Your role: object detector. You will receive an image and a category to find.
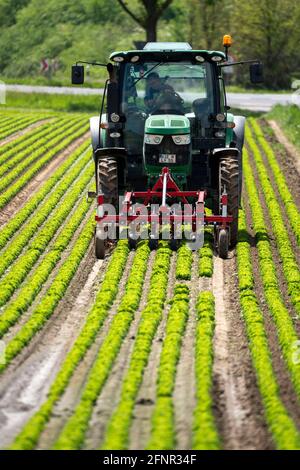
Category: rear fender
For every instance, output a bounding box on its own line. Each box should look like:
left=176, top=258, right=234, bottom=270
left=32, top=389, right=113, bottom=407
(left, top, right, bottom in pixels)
left=212, top=148, right=240, bottom=159
left=233, top=116, right=246, bottom=153
left=90, top=115, right=107, bottom=151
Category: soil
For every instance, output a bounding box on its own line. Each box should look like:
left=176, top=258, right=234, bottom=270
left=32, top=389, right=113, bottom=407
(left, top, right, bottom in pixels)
left=1, top=118, right=300, bottom=450
left=0, top=119, right=52, bottom=148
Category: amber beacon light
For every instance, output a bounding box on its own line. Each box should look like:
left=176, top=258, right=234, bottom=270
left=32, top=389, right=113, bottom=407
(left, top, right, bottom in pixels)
left=223, top=34, right=232, bottom=60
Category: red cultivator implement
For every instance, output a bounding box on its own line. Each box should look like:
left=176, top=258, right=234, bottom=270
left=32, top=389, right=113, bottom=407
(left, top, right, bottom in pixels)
left=95, top=167, right=233, bottom=258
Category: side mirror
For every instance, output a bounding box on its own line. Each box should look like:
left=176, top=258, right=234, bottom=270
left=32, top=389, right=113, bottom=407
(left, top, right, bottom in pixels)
left=250, top=63, right=264, bottom=84
left=72, top=65, right=84, bottom=85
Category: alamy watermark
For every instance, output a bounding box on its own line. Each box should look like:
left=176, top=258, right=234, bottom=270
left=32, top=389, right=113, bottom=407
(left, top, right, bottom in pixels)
left=291, top=80, right=300, bottom=107
left=96, top=197, right=205, bottom=251
left=0, top=340, right=6, bottom=365
left=292, top=340, right=300, bottom=365
left=0, top=80, right=6, bottom=104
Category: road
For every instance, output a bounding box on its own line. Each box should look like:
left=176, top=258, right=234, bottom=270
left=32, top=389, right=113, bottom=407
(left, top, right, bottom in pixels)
left=5, top=84, right=300, bottom=111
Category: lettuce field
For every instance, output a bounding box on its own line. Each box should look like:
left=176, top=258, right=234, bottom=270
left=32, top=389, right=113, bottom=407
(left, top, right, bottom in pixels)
left=0, top=110, right=300, bottom=450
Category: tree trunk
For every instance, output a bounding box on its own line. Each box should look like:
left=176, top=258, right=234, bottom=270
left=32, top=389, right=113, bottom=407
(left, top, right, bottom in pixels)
left=146, top=17, right=157, bottom=42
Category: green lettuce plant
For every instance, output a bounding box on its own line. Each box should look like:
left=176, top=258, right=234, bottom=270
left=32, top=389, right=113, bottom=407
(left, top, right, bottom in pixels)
left=147, top=284, right=190, bottom=449
left=10, top=241, right=129, bottom=449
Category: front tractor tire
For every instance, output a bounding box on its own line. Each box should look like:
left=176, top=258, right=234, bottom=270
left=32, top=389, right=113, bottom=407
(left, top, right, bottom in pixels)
left=219, top=155, right=240, bottom=249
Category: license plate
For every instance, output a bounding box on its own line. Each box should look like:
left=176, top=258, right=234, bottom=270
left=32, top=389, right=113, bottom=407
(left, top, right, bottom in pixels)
left=159, top=154, right=176, bottom=164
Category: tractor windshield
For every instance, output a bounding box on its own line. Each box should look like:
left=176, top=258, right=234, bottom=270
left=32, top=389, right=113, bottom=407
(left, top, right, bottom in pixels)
left=122, top=61, right=214, bottom=115
left=121, top=61, right=215, bottom=153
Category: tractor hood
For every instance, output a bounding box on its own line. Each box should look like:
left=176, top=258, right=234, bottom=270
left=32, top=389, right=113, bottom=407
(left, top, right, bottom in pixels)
left=145, top=115, right=190, bottom=135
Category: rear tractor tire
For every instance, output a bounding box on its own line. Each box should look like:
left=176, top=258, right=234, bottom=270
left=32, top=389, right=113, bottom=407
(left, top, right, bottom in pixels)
left=219, top=156, right=240, bottom=249
left=95, top=157, right=118, bottom=259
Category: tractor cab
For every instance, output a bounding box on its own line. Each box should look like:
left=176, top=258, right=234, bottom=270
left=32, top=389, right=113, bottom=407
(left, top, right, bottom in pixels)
left=105, top=42, right=231, bottom=190
left=72, top=38, right=263, bottom=259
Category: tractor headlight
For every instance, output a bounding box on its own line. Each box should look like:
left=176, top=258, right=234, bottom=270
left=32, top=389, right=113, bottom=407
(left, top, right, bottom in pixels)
left=111, top=113, right=120, bottom=122
left=144, top=134, right=164, bottom=145
left=172, top=135, right=191, bottom=145
left=211, top=55, right=223, bottom=62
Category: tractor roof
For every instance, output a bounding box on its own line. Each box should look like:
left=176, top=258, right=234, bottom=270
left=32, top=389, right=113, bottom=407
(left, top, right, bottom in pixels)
left=109, top=42, right=226, bottom=63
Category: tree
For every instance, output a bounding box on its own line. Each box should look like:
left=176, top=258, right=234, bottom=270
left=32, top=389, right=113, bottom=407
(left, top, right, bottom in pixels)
left=232, top=0, right=300, bottom=89
left=187, top=0, right=232, bottom=50
left=117, top=0, right=173, bottom=42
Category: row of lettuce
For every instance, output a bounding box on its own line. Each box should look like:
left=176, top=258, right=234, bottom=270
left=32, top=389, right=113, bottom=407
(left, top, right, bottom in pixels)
left=0, top=116, right=83, bottom=182
left=247, top=122, right=300, bottom=315
left=0, top=113, right=49, bottom=141
left=241, top=119, right=300, bottom=448
left=6, top=113, right=300, bottom=449
left=0, top=119, right=95, bottom=369
left=9, top=239, right=218, bottom=450
left=0, top=115, right=89, bottom=210
left=0, top=111, right=219, bottom=450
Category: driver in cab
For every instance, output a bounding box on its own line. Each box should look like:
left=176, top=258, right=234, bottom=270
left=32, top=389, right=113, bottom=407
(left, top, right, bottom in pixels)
left=144, top=72, right=184, bottom=114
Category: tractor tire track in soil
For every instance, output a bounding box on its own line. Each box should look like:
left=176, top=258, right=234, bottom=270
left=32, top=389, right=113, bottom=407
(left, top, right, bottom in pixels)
left=268, top=120, right=300, bottom=178
left=212, top=255, right=271, bottom=449
left=0, top=131, right=90, bottom=226
left=128, top=252, right=178, bottom=450
left=2, top=113, right=300, bottom=450
left=85, top=250, right=157, bottom=450
left=2, top=199, right=95, bottom=343
left=0, top=119, right=53, bottom=148
left=0, top=240, right=103, bottom=449
left=173, top=252, right=198, bottom=450
left=36, top=250, right=136, bottom=449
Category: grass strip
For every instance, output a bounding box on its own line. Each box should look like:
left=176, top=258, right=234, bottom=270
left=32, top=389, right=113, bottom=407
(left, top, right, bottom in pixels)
left=101, top=241, right=172, bottom=450
left=53, top=241, right=150, bottom=449
left=147, top=284, right=190, bottom=450
left=192, top=291, right=220, bottom=450
left=10, top=241, right=129, bottom=449
left=237, top=209, right=300, bottom=450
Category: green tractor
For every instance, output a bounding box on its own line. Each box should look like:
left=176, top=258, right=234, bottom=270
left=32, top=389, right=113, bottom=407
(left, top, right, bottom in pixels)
left=72, top=37, right=263, bottom=258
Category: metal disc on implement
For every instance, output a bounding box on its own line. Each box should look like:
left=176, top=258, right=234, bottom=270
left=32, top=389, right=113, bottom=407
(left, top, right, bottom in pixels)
left=95, top=228, right=106, bottom=259
left=218, top=228, right=229, bottom=259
